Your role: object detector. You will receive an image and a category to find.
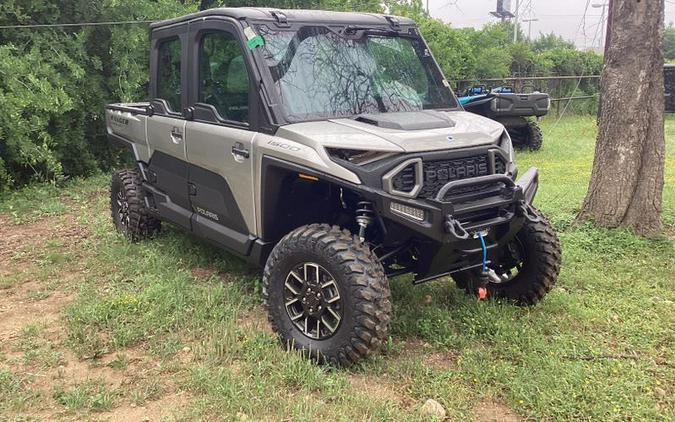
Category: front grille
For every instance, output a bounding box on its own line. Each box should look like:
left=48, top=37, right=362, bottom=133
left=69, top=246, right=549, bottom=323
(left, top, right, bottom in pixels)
left=388, top=151, right=509, bottom=201
left=495, top=155, right=507, bottom=174
left=418, top=155, right=491, bottom=199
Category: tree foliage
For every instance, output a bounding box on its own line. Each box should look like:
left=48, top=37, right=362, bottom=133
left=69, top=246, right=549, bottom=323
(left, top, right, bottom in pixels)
left=0, top=0, right=603, bottom=191
left=0, top=0, right=199, bottom=191
left=386, top=1, right=602, bottom=82
left=665, top=23, right=675, bottom=61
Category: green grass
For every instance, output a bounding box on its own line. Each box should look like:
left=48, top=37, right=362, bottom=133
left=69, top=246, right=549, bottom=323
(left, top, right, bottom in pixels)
left=0, top=369, right=41, bottom=412
left=52, top=380, right=117, bottom=412
left=12, top=324, right=65, bottom=369
left=0, top=116, right=673, bottom=420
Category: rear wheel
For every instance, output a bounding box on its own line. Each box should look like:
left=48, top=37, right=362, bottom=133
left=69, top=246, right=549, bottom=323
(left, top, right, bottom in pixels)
left=263, top=224, right=392, bottom=366
left=508, top=119, right=543, bottom=151
left=110, top=169, right=160, bottom=241
left=453, top=207, right=561, bottom=305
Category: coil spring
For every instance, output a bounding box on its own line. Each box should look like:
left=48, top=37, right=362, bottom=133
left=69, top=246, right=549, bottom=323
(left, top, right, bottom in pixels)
left=355, top=201, right=374, bottom=241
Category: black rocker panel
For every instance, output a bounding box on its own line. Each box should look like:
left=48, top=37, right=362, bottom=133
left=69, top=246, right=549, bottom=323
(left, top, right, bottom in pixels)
left=146, top=151, right=191, bottom=229
left=187, top=164, right=253, bottom=256
left=147, top=151, right=190, bottom=210
left=144, top=151, right=252, bottom=256
left=187, top=164, right=248, bottom=235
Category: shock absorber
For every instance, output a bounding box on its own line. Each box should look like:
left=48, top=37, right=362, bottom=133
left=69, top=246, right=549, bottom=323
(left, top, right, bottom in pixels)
left=355, top=201, right=374, bottom=243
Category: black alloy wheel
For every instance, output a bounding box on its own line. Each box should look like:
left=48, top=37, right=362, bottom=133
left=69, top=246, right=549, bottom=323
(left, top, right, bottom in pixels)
left=283, top=262, right=343, bottom=340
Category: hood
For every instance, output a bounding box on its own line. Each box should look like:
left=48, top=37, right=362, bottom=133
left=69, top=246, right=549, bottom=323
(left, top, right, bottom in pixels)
left=275, top=110, right=505, bottom=153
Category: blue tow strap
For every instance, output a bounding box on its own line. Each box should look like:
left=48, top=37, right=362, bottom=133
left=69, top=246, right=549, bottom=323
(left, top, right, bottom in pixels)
left=478, top=232, right=488, bottom=273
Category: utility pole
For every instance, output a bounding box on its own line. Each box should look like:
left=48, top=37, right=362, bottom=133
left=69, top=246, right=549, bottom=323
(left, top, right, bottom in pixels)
left=513, top=0, right=520, bottom=43
left=426, top=0, right=430, bottom=15
left=593, top=2, right=610, bottom=51
left=491, top=1, right=515, bottom=23
left=522, top=18, right=539, bottom=40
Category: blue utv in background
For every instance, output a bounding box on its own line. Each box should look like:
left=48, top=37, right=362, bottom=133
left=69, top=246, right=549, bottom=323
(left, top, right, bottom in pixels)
left=458, top=86, right=550, bottom=150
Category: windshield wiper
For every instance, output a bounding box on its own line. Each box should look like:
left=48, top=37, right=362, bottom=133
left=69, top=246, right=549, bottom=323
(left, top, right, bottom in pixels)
left=345, top=26, right=397, bottom=35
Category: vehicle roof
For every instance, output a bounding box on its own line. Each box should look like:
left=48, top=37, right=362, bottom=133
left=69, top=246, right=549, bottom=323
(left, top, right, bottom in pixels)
left=150, top=7, right=415, bottom=30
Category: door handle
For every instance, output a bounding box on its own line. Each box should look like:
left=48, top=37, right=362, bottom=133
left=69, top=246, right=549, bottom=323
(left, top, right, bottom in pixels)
left=170, top=127, right=183, bottom=144
left=232, top=143, right=250, bottom=159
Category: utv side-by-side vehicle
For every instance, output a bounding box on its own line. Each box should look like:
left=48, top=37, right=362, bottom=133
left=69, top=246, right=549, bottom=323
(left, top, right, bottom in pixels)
left=458, top=85, right=550, bottom=150
left=105, top=8, right=561, bottom=365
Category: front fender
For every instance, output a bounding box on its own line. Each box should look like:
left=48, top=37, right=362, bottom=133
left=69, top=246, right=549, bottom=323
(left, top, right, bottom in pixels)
left=515, top=167, right=539, bottom=204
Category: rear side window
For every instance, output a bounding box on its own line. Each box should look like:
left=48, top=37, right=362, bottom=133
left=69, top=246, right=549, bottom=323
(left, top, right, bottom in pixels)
left=198, top=32, right=250, bottom=123
left=157, top=38, right=182, bottom=112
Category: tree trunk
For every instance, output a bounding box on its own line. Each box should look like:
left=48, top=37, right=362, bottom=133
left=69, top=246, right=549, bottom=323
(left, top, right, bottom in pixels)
left=578, top=0, right=666, bottom=236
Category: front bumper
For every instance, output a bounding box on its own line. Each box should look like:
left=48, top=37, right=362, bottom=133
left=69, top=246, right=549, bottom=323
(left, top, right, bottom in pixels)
left=364, top=167, right=539, bottom=281
left=369, top=167, right=539, bottom=244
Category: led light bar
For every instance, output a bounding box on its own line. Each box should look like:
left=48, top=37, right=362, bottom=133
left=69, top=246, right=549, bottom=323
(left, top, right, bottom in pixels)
left=390, top=202, right=425, bottom=222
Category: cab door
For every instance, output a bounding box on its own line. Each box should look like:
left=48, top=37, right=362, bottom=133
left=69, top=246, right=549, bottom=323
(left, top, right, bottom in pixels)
left=184, top=20, right=257, bottom=255
left=145, top=28, right=192, bottom=229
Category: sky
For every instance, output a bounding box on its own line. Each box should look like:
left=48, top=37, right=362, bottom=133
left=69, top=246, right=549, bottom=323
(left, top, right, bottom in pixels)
left=428, top=0, right=675, bottom=50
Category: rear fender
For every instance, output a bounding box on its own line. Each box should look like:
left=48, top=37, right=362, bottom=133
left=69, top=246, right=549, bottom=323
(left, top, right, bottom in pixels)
left=105, top=106, right=151, bottom=162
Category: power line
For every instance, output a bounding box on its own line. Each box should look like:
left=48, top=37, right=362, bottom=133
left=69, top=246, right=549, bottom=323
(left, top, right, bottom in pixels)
left=577, top=0, right=592, bottom=49
left=549, top=0, right=599, bottom=132
left=0, top=20, right=154, bottom=30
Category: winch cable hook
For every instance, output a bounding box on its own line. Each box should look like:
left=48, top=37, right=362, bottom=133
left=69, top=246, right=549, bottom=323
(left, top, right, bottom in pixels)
left=476, top=231, right=489, bottom=300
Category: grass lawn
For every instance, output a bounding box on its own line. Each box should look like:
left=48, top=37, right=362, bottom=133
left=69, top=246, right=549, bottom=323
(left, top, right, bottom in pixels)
left=0, top=116, right=673, bottom=421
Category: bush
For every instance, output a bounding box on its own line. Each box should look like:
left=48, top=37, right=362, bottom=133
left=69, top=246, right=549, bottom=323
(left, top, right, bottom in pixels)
left=0, top=0, right=198, bottom=192
left=0, top=0, right=604, bottom=191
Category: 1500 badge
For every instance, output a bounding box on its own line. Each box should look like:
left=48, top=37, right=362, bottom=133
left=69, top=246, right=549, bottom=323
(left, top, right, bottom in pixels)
left=267, top=139, right=301, bottom=152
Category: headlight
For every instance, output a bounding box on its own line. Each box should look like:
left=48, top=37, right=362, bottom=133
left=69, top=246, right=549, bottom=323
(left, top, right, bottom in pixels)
left=326, top=148, right=395, bottom=165
left=390, top=202, right=425, bottom=222
left=500, top=131, right=514, bottom=163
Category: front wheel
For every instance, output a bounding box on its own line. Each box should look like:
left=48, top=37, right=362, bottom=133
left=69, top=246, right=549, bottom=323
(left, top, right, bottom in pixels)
left=262, top=224, right=392, bottom=366
left=453, top=207, right=561, bottom=305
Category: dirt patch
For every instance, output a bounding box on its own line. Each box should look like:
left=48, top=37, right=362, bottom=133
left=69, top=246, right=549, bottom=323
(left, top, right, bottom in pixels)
left=236, top=306, right=274, bottom=336
left=473, top=401, right=523, bottom=422
left=4, top=325, right=188, bottom=420
left=191, top=266, right=218, bottom=280
left=348, top=373, right=412, bottom=408
left=52, top=352, right=127, bottom=389
left=402, top=337, right=432, bottom=352
left=0, top=285, right=72, bottom=347
left=0, top=209, right=194, bottom=420
left=423, top=351, right=458, bottom=371
left=394, top=338, right=457, bottom=370
left=96, top=391, right=190, bottom=422
left=0, top=212, right=88, bottom=277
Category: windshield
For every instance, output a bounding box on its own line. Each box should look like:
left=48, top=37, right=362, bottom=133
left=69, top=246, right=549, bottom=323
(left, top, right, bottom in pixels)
left=255, top=25, right=458, bottom=122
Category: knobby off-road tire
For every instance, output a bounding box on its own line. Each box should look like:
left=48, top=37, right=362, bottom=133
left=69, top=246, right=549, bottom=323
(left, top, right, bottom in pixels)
left=453, top=207, right=561, bottom=305
left=509, top=120, right=543, bottom=151
left=110, top=169, right=160, bottom=241
left=263, top=224, right=392, bottom=366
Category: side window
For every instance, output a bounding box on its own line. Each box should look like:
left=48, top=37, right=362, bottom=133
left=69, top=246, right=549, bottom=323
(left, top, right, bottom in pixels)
left=199, top=32, right=250, bottom=123
left=157, top=37, right=182, bottom=112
